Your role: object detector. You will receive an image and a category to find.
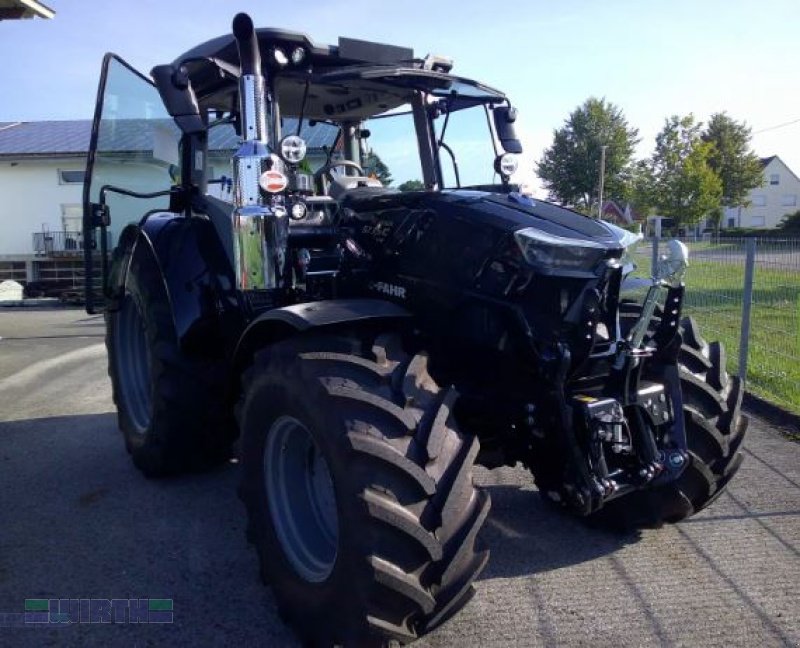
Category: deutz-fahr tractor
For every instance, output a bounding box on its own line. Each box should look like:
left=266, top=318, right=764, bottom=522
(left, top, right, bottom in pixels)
left=82, top=13, right=746, bottom=646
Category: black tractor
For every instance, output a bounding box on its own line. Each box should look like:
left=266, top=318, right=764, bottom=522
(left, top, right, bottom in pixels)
left=83, top=13, right=746, bottom=646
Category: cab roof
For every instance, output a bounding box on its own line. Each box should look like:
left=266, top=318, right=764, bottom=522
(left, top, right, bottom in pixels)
left=169, top=28, right=506, bottom=121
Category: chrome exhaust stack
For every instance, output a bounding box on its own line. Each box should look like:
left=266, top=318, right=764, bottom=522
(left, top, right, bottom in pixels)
left=231, top=13, right=287, bottom=289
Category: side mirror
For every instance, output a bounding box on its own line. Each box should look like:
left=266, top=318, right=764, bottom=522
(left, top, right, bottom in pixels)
left=493, top=105, right=522, bottom=154
left=151, top=65, right=204, bottom=134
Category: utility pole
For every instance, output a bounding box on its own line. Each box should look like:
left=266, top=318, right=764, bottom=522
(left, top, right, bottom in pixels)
left=597, top=145, right=607, bottom=220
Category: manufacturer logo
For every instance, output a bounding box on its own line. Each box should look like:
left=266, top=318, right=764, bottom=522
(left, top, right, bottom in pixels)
left=369, top=281, right=407, bottom=300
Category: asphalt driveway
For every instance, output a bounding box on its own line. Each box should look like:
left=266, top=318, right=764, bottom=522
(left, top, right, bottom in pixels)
left=1, top=307, right=798, bottom=646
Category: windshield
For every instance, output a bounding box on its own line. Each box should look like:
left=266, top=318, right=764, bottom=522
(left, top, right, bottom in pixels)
left=362, top=109, right=422, bottom=189
left=270, top=67, right=514, bottom=191
left=435, top=103, right=500, bottom=188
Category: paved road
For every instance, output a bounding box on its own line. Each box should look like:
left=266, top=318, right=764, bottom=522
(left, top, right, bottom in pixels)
left=1, top=307, right=799, bottom=647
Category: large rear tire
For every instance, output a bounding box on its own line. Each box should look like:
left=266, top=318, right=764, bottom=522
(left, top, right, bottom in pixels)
left=106, top=251, right=234, bottom=476
left=592, top=306, right=748, bottom=527
left=239, top=332, right=489, bottom=645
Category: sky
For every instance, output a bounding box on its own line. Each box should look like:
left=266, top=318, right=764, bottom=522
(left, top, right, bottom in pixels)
left=1, top=0, right=798, bottom=197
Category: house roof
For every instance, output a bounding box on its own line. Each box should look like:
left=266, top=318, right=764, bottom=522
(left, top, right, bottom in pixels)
left=0, top=0, right=55, bottom=20
left=0, top=121, right=92, bottom=157
left=601, top=200, right=625, bottom=218
left=0, top=119, right=339, bottom=160
left=758, top=154, right=800, bottom=184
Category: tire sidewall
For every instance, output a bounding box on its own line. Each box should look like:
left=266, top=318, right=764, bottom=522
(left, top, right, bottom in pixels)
left=108, top=257, right=170, bottom=457
left=241, top=354, right=373, bottom=636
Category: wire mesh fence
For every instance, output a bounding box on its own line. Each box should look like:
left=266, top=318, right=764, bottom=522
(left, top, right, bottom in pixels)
left=623, top=236, right=800, bottom=414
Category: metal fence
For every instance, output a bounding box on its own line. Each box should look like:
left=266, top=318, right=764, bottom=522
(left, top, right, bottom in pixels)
left=624, top=237, right=800, bottom=414
left=32, top=230, right=84, bottom=256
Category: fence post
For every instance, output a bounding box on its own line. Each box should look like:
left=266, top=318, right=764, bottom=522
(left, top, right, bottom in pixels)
left=651, top=237, right=659, bottom=277
left=738, top=238, right=756, bottom=381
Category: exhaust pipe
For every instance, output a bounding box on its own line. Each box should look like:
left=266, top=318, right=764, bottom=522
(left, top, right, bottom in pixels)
left=231, top=12, right=287, bottom=290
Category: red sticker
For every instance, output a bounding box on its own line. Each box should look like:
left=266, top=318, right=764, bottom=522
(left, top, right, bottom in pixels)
left=260, top=169, right=288, bottom=193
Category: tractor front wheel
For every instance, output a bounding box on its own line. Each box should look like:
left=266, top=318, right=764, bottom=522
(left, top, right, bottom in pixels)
left=239, top=332, right=489, bottom=645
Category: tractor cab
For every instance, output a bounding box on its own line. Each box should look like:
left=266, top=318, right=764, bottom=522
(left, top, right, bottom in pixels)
left=82, top=21, right=523, bottom=309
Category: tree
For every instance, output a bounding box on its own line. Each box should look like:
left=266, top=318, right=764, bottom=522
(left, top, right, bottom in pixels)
left=644, top=114, right=722, bottom=229
left=621, top=160, right=656, bottom=217
left=702, top=113, right=763, bottom=211
left=398, top=179, right=424, bottom=192
left=536, top=97, right=639, bottom=212
left=362, top=151, right=393, bottom=185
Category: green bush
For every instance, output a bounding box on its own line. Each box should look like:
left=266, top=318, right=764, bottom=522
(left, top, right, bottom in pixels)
left=718, top=227, right=800, bottom=239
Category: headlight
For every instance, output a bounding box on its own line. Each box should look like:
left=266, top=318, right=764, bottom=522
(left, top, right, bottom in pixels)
left=290, top=47, right=306, bottom=65
left=514, top=227, right=607, bottom=273
left=273, top=47, right=288, bottom=66
left=289, top=201, right=307, bottom=220
left=279, top=135, right=307, bottom=164
left=495, top=153, right=518, bottom=177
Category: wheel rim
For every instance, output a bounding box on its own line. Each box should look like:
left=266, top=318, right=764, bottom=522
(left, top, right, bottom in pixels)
left=264, top=416, right=339, bottom=582
left=115, top=295, right=152, bottom=432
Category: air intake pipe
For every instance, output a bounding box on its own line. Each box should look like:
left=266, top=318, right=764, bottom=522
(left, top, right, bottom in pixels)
left=230, top=12, right=287, bottom=290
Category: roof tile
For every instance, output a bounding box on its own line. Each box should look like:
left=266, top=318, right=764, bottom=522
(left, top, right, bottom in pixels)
left=0, top=118, right=338, bottom=157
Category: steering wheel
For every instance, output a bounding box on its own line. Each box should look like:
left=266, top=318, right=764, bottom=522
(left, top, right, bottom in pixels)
left=314, top=159, right=366, bottom=182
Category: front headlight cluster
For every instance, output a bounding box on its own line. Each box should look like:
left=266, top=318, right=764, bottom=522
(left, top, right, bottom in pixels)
left=514, top=228, right=608, bottom=273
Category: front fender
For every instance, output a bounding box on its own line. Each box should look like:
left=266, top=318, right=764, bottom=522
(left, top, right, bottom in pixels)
left=231, top=298, right=411, bottom=390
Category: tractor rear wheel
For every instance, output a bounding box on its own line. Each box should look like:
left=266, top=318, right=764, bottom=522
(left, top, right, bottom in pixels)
left=239, top=332, right=489, bottom=645
left=106, top=251, right=233, bottom=476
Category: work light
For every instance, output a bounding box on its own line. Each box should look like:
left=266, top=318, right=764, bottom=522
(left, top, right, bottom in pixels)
left=279, top=135, right=307, bottom=164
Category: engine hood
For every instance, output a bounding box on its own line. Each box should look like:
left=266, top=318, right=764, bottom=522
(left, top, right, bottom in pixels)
left=415, top=190, right=625, bottom=249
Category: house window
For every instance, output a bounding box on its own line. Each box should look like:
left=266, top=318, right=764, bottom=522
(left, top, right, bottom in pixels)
left=770, top=173, right=779, bottom=185
left=751, top=194, right=767, bottom=207
left=727, top=217, right=736, bottom=228
left=750, top=215, right=765, bottom=227
left=58, top=169, right=86, bottom=184
left=781, top=194, right=797, bottom=207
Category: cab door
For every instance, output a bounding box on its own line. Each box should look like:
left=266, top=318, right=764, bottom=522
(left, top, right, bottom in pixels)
left=82, top=54, right=180, bottom=312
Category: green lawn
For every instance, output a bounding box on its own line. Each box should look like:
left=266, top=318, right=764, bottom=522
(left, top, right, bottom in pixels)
left=625, top=245, right=800, bottom=414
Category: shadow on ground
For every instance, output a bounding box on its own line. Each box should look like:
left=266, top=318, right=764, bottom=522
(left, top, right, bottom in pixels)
left=478, top=484, right=639, bottom=581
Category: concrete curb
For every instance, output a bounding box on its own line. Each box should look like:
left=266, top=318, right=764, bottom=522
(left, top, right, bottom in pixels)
left=744, top=391, right=800, bottom=434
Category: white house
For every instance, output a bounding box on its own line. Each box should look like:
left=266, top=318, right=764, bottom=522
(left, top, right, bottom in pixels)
left=722, top=155, right=800, bottom=230
left=0, top=119, right=336, bottom=289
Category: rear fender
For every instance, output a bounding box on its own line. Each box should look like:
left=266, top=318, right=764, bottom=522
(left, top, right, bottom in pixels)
left=110, top=212, right=244, bottom=356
